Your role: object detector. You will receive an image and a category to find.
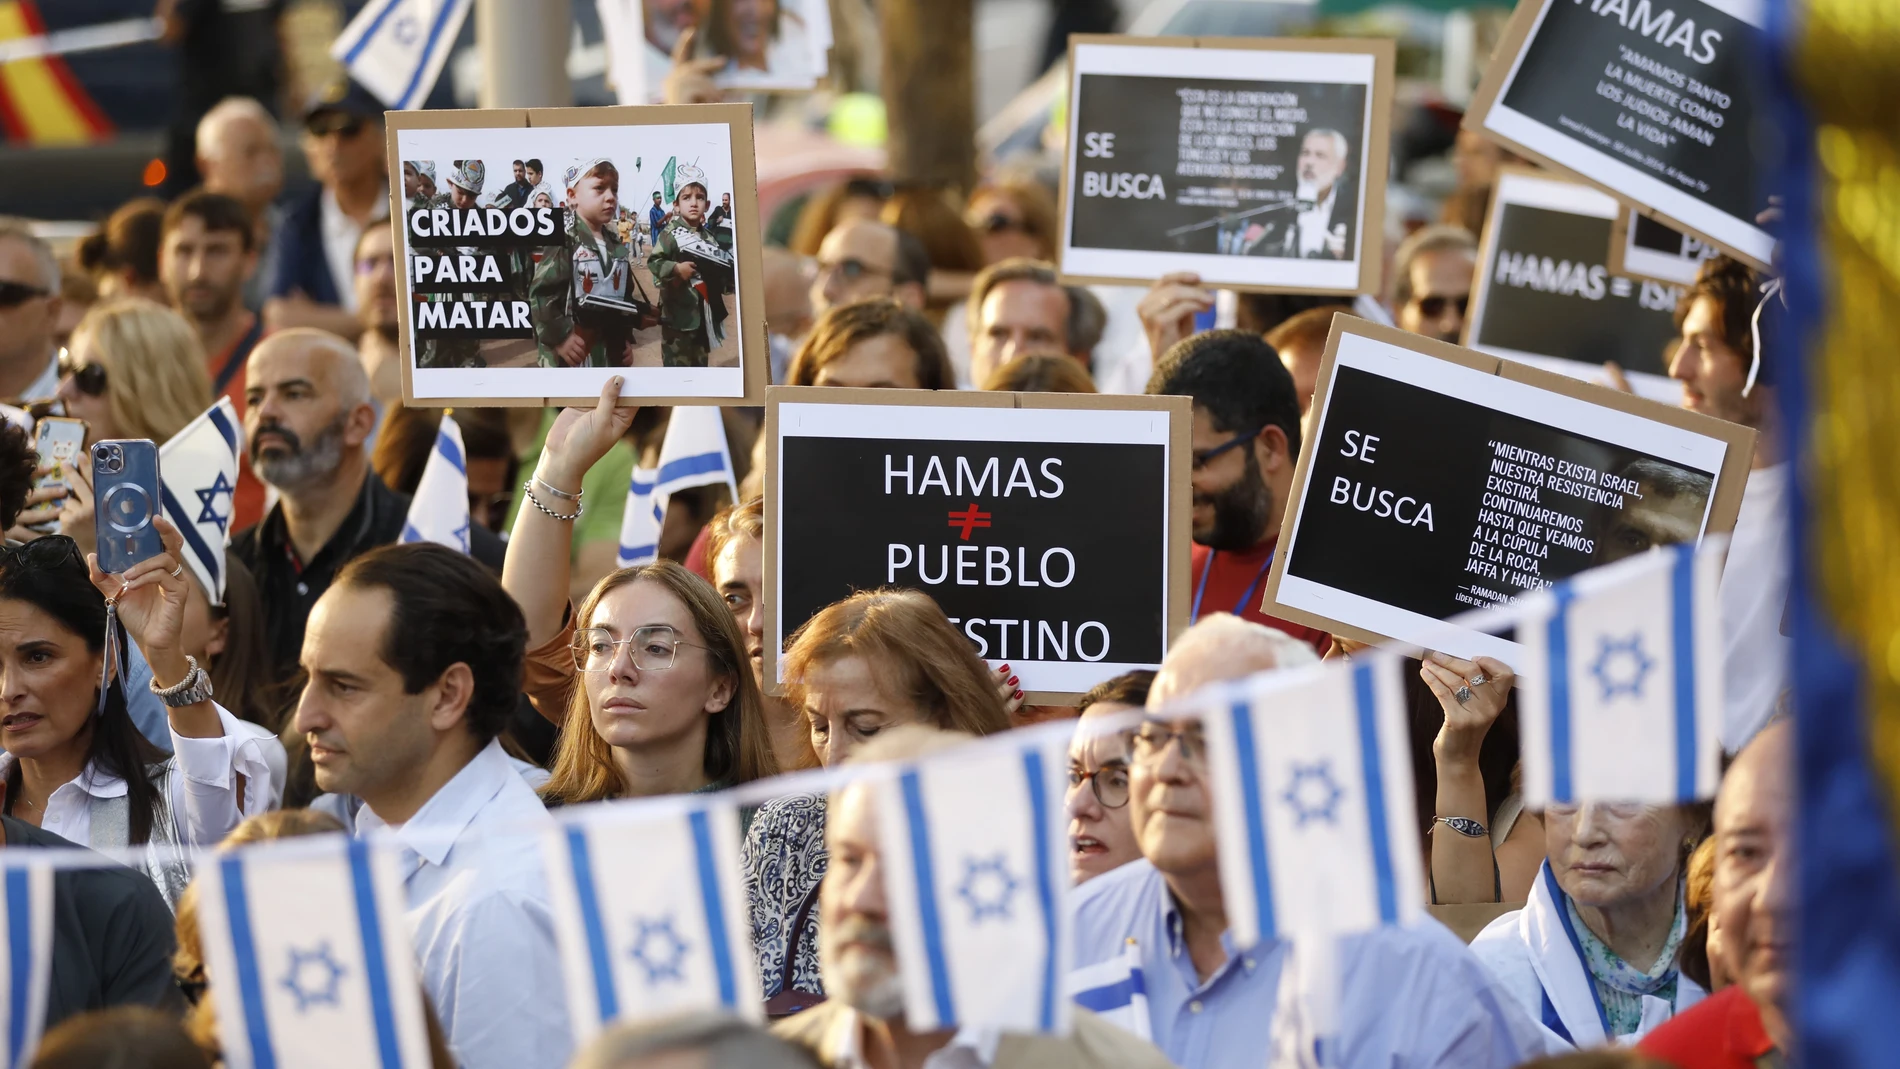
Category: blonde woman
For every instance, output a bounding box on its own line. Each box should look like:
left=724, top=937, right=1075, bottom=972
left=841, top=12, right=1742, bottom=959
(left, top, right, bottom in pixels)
left=57, top=297, right=213, bottom=445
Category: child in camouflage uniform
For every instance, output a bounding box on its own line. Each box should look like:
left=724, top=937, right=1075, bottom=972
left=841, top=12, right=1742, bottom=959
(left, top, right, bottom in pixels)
left=648, top=181, right=733, bottom=369
left=530, top=157, right=639, bottom=368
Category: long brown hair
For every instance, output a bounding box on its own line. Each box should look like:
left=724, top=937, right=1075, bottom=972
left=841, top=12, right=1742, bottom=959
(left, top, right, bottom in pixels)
left=784, top=298, right=955, bottom=389
left=542, top=562, right=778, bottom=805
left=783, top=589, right=1009, bottom=741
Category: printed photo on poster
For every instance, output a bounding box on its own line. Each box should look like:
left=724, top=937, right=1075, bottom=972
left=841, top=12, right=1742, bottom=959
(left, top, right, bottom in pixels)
left=388, top=104, right=764, bottom=406
left=1466, top=0, right=1774, bottom=269
left=1058, top=35, right=1392, bottom=295
left=1263, top=318, right=1754, bottom=663
left=695, top=0, right=832, bottom=90
left=1610, top=204, right=1722, bottom=286
left=1465, top=169, right=1685, bottom=403
left=765, top=388, right=1189, bottom=700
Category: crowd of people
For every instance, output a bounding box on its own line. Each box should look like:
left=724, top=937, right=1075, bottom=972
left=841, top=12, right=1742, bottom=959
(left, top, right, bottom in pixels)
left=0, top=37, right=1796, bottom=1069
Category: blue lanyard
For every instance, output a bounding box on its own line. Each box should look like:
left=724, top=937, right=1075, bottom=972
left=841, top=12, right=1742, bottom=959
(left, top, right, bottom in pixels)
left=1191, top=547, right=1276, bottom=623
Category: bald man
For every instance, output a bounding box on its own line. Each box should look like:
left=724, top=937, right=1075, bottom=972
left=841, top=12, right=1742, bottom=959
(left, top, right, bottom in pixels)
left=195, top=96, right=285, bottom=309
left=1070, top=613, right=1543, bottom=1069
left=231, top=330, right=504, bottom=680
left=810, top=218, right=929, bottom=318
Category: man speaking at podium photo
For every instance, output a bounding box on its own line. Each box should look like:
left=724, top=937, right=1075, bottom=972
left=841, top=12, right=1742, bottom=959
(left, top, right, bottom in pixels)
left=1229, top=129, right=1355, bottom=260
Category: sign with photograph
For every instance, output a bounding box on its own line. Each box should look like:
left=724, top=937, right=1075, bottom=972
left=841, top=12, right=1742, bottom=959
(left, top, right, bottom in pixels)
left=1609, top=202, right=1723, bottom=286
left=1465, top=168, right=1685, bottom=403
left=1057, top=35, right=1393, bottom=295
left=1263, top=318, right=1754, bottom=663
left=764, top=388, right=1190, bottom=701
left=385, top=103, right=766, bottom=407
left=1466, top=0, right=1772, bottom=270
left=597, top=0, right=834, bottom=103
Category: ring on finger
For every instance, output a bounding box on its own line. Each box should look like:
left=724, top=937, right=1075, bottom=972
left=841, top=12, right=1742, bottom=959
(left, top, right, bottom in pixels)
left=1455, top=685, right=1474, bottom=704
left=168, top=563, right=184, bottom=580
left=1468, top=672, right=1488, bottom=688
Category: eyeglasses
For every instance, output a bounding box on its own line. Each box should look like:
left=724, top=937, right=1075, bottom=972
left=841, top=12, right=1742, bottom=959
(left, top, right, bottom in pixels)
left=1191, top=427, right=1261, bottom=471
left=1129, top=722, right=1207, bottom=763
left=1069, top=762, right=1130, bottom=808
left=817, top=257, right=891, bottom=282
left=355, top=254, right=395, bottom=276
left=0, top=536, right=82, bottom=572
left=58, top=350, right=106, bottom=396
left=1414, top=294, right=1469, bottom=319
left=0, top=281, right=49, bottom=308
left=306, top=113, right=367, bottom=139
left=571, top=626, right=711, bottom=673
left=973, top=213, right=1029, bottom=235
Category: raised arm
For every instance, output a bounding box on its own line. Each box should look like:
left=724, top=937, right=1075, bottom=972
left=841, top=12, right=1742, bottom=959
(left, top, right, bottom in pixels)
left=1419, top=653, right=1522, bottom=904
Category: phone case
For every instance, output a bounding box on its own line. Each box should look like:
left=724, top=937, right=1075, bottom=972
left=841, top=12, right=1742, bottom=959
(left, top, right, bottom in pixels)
left=92, top=439, right=164, bottom=574
left=33, top=417, right=86, bottom=495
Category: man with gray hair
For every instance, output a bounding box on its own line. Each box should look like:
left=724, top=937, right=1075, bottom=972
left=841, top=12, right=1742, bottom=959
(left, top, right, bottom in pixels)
left=1234, top=128, right=1355, bottom=260
left=0, top=218, right=65, bottom=402
left=965, top=258, right=1107, bottom=388
left=1069, top=613, right=1543, bottom=1069
left=231, top=329, right=503, bottom=681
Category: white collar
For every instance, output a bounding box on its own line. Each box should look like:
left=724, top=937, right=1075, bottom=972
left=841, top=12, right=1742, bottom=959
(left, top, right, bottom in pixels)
left=0, top=751, right=128, bottom=799
left=355, top=738, right=514, bottom=868
left=826, top=1005, right=1001, bottom=1069
left=19, top=351, right=59, bottom=403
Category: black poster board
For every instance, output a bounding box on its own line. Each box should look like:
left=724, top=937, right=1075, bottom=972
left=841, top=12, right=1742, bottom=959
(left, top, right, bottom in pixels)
left=1609, top=201, right=1724, bottom=286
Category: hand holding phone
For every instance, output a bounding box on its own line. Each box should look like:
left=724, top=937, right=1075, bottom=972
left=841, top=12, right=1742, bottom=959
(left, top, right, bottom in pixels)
left=91, top=439, right=164, bottom=575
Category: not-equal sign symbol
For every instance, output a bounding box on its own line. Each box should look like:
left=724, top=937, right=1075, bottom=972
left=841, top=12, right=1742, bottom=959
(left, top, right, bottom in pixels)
left=1610, top=277, right=1633, bottom=298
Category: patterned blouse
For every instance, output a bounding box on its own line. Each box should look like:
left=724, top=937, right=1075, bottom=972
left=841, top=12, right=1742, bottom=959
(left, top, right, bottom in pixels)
left=743, top=793, right=828, bottom=998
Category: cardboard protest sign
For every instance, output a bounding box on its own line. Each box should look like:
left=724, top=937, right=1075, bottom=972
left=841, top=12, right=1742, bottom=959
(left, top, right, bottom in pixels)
left=1609, top=201, right=1723, bottom=286
left=1465, top=168, right=1685, bottom=403
left=385, top=103, right=766, bottom=407
left=764, top=387, right=1190, bottom=702
left=1058, top=35, right=1393, bottom=295
left=1465, top=0, right=1772, bottom=271
left=1263, top=317, right=1754, bottom=664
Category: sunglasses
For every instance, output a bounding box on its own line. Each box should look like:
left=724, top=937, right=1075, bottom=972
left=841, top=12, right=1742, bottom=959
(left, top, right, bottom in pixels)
left=1414, top=294, right=1469, bottom=319
left=0, top=281, right=49, bottom=308
left=973, top=213, right=1029, bottom=235
left=58, top=350, right=107, bottom=396
left=306, top=113, right=367, bottom=139
left=0, top=535, right=83, bottom=572
left=817, top=257, right=891, bottom=282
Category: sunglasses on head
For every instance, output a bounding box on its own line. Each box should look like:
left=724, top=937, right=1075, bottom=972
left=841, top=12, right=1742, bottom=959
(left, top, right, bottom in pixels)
left=0, top=535, right=82, bottom=573
left=1414, top=294, right=1469, bottom=319
left=307, top=112, right=367, bottom=139
left=0, top=281, right=49, bottom=308
left=58, top=350, right=106, bottom=396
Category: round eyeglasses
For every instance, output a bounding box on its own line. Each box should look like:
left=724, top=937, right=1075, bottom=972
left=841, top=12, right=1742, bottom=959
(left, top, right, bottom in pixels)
left=571, top=626, right=710, bottom=673
left=1068, top=763, right=1130, bottom=809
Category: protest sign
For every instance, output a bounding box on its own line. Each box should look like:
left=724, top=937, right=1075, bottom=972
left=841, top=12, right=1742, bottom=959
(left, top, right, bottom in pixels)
left=1057, top=35, right=1393, bottom=295
left=1609, top=201, right=1724, bottom=286
left=1262, top=317, right=1754, bottom=664
left=384, top=103, right=766, bottom=407
left=1465, top=168, right=1685, bottom=403
left=1465, top=0, right=1772, bottom=270
left=763, top=387, right=1190, bottom=702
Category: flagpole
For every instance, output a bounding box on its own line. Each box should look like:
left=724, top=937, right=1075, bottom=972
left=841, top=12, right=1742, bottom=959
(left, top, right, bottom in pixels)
left=476, top=0, right=574, bottom=108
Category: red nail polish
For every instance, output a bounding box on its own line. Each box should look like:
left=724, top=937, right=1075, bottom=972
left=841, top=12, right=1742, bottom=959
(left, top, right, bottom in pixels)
left=999, top=664, right=1010, bottom=673
left=1008, top=676, right=1019, bottom=686
left=1013, top=690, right=1024, bottom=700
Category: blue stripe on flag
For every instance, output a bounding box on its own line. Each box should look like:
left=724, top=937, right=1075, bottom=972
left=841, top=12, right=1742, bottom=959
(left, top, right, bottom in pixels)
left=1073, top=971, right=1146, bottom=1013
left=220, top=856, right=278, bottom=1069
left=433, top=429, right=466, bottom=475
left=400, top=522, right=423, bottom=545
left=1228, top=699, right=1277, bottom=941
left=656, top=451, right=727, bottom=486
left=900, top=770, right=957, bottom=1026
left=161, top=485, right=222, bottom=590
left=1669, top=545, right=1698, bottom=801
left=347, top=841, right=404, bottom=1069
left=396, top=0, right=463, bottom=109
left=208, top=402, right=239, bottom=454
left=1022, top=749, right=1059, bottom=1033
left=1548, top=587, right=1577, bottom=802
left=7, top=869, right=30, bottom=1065
left=618, top=544, right=657, bottom=564
left=688, top=810, right=740, bottom=1008
left=339, top=0, right=400, bottom=64
left=628, top=472, right=657, bottom=496
left=565, top=827, right=620, bottom=1022
left=1353, top=664, right=1399, bottom=925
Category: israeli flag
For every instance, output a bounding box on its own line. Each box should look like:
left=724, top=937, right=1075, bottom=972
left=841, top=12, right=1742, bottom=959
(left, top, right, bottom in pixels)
left=159, top=397, right=241, bottom=603
left=332, top=0, right=473, bottom=111
left=877, top=732, right=1069, bottom=1035
left=196, top=837, right=434, bottom=1069
left=0, top=861, right=54, bottom=1069
left=1201, top=654, right=1424, bottom=947
left=1067, top=940, right=1150, bottom=1041
left=1516, top=541, right=1726, bottom=806
left=399, top=414, right=471, bottom=553
left=544, top=799, right=759, bottom=1043
left=617, top=407, right=737, bottom=567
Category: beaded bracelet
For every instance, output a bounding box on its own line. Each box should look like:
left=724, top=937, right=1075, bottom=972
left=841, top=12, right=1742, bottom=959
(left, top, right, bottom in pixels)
left=521, top=480, right=582, bottom=521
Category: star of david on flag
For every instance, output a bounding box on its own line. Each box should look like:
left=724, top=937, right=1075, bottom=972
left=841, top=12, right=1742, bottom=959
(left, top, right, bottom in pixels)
left=195, top=836, right=434, bottom=1069
left=400, top=414, right=472, bottom=554
left=159, top=398, right=241, bottom=604
left=618, top=406, right=738, bottom=568
left=875, top=728, right=1070, bottom=1035
left=331, top=0, right=472, bottom=110
left=1516, top=540, right=1726, bottom=806
left=543, top=799, right=760, bottom=1043
left=1200, top=653, right=1424, bottom=948
left=0, top=859, right=55, bottom=1069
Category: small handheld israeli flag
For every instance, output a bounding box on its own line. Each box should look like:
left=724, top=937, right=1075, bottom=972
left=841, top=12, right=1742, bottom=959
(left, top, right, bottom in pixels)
left=196, top=837, right=434, bottom=1069
left=1516, top=540, right=1726, bottom=805
left=1067, top=939, right=1150, bottom=1041
left=544, top=799, right=759, bottom=1043
left=159, top=397, right=241, bottom=603
left=617, top=407, right=737, bottom=567
left=400, top=413, right=471, bottom=553
left=0, top=860, right=55, bottom=1069
left=331, top=0, right=473, bottom=111
left=877, top=731, right=1069, bottom=1035
left=1201, top=654, right=1424, bottom=948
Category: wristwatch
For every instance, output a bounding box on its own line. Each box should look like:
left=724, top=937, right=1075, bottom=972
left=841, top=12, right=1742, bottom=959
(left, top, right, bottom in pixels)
left=150, top=656, right=215, bottom=708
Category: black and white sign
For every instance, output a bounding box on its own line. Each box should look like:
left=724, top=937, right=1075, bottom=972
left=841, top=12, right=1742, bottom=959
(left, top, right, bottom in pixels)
left=1264, top=319, right=1753, bottom=663
left=766, top=390, right=1188, bottom=698
left=1611, top=206, right=1722, bottom=286
left=1466, top=170, right=1684, bottom=403
left=1469, top=0, right=1772, bottom=269
left=1059, top=35, right=1392, bottom=294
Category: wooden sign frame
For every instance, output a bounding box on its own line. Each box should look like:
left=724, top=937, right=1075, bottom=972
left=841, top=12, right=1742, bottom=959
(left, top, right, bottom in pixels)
left=762, top=385, right=1192, bottom=706
left=385, top=102, right=769, bottom=409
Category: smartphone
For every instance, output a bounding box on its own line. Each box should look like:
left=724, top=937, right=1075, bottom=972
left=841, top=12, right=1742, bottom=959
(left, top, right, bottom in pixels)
left=29, top=416, right=86, bottom=533
left=92, top=439, right=163, bottom=574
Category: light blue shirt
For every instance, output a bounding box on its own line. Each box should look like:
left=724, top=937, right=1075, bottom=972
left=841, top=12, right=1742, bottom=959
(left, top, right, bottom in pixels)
left=356, top=739, right=570, bottom=1069
left=1070, top=859, right=1544, bottom=1069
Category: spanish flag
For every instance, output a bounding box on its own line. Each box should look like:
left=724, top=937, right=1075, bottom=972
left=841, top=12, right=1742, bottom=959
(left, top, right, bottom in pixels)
left=0, top=0, right=113, bottom=145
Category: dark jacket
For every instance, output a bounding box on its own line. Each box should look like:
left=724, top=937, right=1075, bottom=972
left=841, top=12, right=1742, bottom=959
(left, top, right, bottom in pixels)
left=266, top=185, right=342, bottom=306
left=2, top=818, right=179, bottom=1030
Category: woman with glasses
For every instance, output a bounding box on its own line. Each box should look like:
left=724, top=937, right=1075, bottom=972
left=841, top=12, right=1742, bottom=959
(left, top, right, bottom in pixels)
left=783, top=298, right=956, bottom=390
left=1067, top=671, right=1153, bottom=885
left=0, top=519, right=280, bottom=906
left=57, top=298, right=214, bottom=447
left=964, top=176, right=1058, bottom=266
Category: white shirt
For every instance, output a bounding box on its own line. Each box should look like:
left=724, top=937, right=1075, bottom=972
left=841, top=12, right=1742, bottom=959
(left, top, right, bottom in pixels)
left=356, top=739, right=570, bottom=1069
left=319, top=184, right=387, bottom=313
left=18, top=352, right=59, bottom=403
left=823, top=1004, right=1001, bottom=1069
left=1718, top=462, right=1791, bottom=751
left=717, top=18, right=816, bottom=89
left=1294, top=185, right=1340, bottom=257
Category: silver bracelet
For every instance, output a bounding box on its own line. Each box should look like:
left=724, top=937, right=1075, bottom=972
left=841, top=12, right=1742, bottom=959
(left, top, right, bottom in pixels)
left=1431, top=816, right=1489, bottom=839
left=532, top=474, right=582, bottom=502
left=521, top=481, right=582, bottom=522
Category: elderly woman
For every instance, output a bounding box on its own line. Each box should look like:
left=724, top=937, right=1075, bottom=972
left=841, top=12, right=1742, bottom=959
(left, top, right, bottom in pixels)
left=1470, top=800, right=1710, bottom=1052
